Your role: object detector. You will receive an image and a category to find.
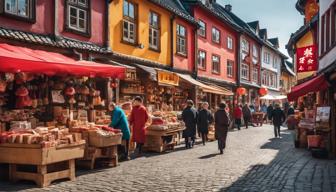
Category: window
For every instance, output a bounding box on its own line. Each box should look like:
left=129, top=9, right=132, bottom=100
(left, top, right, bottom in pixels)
left=272, top=56, right=278, bottom=68
left=252, top=44, right=258, bottom=58
left=263, top=52, right=270, bottom=64
left=332, top=5, right=336, bottom=46
left=123, top=0, right=137, bottom=44
left=262, top=71, right=266, bottom=85
left=252, top=67, right=258, bottom=83
left=212, top=55, right=220, bottom=74
left=227, top=60, right=234, bottom=77
left=3, top=0, right=35, bottom=21
left=66, top=0, right=89, bottom=34
left=177, top=24, right=187, bottom=56
left=241, top=39, right=249, bottom=53
left=241, top=63, right=249, bottom=80
left=198, top=50, right=206, bottom=69
left=149, top=11, right=160, bottom=51
left=227, top=36, right=233, bottom=50
left=212, top=27, right=220, bottom=44
left=327, top=10, right=331, bottom=50
left=198, top=20, right=206, bottom=37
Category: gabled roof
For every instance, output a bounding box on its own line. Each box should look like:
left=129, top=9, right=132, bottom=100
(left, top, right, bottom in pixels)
left=268, top=38, right=279, bottom=48
left=296, top=0, right=307, bottom=15
left=259, top=29, right=267, bottom=40
left=247, top=21, right=259, bottom=32
left=282, top=60, right=296, bottom=76
left=286, top=14, right=318, bottom=55
left=0, top=27, right=107, bottom=53
left=149, top=0, right=198, bottom=24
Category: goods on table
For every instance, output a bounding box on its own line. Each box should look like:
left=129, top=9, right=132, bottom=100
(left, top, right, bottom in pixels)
left=147, top=111, right=184, bottom=131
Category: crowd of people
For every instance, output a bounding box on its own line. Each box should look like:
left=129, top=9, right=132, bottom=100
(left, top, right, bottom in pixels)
left=108, top=96, right=295, bottom=158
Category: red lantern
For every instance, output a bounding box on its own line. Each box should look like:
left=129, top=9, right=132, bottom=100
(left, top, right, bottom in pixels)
left=259, top=87, right=268, bottom=96
left=236, top=87, right=246, bottom=96
left=65, top=87, right=76, bottom=96
left=110, top=80, right=118, bottom=88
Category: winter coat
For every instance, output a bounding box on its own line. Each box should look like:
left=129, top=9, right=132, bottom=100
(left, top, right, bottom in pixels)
left=214, top=109, right=230, bottom=140
left=233, top=107, right=242, bottom=119
left=267, top=106, right=274, bottom=120
left=109, top=107, right=131, bottom=140
left=271, top=108, right=285, bottom=126
left=242, top=105, right=252, bottom=120
left=182, top=106, right=198, bottom=138
left=197, top=109, right=214, bottom=134
left=129, top=105, right=149, bottom=144
left=287, top=107, right=295, bottom=116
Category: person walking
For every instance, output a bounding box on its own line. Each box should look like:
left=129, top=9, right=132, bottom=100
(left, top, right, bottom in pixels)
left=109, top=102, right=131, bottom=160
left=197, top=102, right=214, bottom=146
left=267, top=104, right=273, bottom=124
left=215, top=102, right=230, bottom=154
left=271, top=104, right=285, bottom=138
left=242, top=104, right=252, bottom=129
left=233, top=104, right=242, bottom=130
left=129, top=96, right=149, bottom=155
left=261, top=103, right=267, bottom=122
left=182, top=100, right=198, bottom=149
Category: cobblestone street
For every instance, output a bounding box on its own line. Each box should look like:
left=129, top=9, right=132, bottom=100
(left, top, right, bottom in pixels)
left=1, top=125, right=336, bottom=192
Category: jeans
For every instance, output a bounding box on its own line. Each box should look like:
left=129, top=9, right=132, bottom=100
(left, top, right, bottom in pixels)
left=274, top=125, right=281, bottom=137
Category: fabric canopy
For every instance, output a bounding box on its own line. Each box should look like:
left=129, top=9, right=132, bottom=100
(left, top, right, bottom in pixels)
left=0, top=43, right=125, bottom=79
left=260, top=94, right=287, bottom=100
left=287, top=75, right=328, bottom=101
left=178, top=74, right=233, bottom=95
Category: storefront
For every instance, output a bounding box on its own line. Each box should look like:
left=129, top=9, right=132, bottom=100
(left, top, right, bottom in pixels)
left=0, top=43, right=126, bottom=186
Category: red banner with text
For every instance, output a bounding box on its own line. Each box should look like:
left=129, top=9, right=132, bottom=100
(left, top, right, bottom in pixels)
left=296, top=45, right=318, bottom=73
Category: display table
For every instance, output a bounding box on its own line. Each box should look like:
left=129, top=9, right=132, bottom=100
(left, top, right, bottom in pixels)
left=144, top=127, right=185, bottom=153
left=0, top=141, right=85, bottom=187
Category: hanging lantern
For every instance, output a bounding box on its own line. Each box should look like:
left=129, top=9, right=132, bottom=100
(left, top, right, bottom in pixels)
left=65, top=87, right=76, bottom=96
left=259, top=87, right=268, bottom=96
left=236, top=87, right=246, bottom=96
left=110, top=79, right=118, bottom=88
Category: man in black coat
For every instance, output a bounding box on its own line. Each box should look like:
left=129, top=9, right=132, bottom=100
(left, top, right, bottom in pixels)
left=271, top=104, right=285, bottom=138
left=182, top=100, right=198, bottom=149
left=197, top=102, right=214, bottom=145
left=215, top=102, right=230, bottom=154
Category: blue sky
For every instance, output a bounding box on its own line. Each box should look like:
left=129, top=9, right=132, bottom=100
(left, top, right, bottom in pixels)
left=218, top=0, right=303, bottom=57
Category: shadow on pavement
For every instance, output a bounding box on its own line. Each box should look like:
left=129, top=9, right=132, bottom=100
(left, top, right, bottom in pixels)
left=199, top=153, right=219, bottom=159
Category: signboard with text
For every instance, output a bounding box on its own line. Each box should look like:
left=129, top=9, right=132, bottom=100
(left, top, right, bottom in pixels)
left=296, top=45, right=317, bottom=73
left=157, top=71, right=179, bottom=86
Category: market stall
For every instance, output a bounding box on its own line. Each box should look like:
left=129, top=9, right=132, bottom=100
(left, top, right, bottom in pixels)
left=0, top=43, right=125, bottom=186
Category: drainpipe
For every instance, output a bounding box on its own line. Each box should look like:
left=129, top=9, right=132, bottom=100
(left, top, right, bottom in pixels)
left=170, top=15, right=175, bottom=69
left=105, top=0, right=111, bottom=51
left=54, top=0, right=59, bottom=39
left=193, top=27, right=198, bottom=77
left=235, top=32, right=242, bottom=107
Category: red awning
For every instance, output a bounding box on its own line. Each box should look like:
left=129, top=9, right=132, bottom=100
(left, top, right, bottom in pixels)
left=0, top=43, right=125, bottom=79
left=287, top=75, right=328, bottom=101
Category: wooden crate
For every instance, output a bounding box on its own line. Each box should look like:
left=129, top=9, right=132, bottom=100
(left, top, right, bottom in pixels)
left=0, top=142, right=85, bottom=187
left=88, top=132, right=122, bottom=148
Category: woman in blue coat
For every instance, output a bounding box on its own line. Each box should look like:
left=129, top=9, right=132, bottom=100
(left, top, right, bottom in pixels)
left=109, top=103, right=131, bottom=160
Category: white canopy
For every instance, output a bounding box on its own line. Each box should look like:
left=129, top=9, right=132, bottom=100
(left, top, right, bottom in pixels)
left=260, top=94, right=287, bottom=100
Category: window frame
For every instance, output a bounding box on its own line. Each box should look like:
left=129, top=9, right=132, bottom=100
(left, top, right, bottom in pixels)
left=198, top=19, right=206, bottom=38
left=211, top=27, right=220, bottom=44
left=252, top=67, right=258, bottom=83
left=64, top=0, right=91, bottom=37
left=122, top=0, right=138, bottom=45
left=1, top=0, right=36, bottom=23
left=227, top=60, right=234, bottom=78
left=176, top=24, right=187, bottom=57
left=252, top=44, right=258, bottom=58
left=211, top=54, right=221, bottom=74
left=197, top=50, right=207, bottom=70
left=241, top=63, right=249, bottom=80
left=241, top=38, right=249, bottom=53
left=149, top=10, right=161, bottom=52
left=227, top=36, right=233, bottom=50
left=263, top=52, right=270, bottom=64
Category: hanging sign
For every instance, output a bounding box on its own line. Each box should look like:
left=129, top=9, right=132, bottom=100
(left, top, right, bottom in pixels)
left=157, top=71, right=179, bottom=86
left=296, top=45, right=317, bottom=73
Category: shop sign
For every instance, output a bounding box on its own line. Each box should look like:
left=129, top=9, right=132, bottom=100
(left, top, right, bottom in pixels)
left=157, top=71, right=179, bottom=86
left=296, top=45, right=317, bottom=73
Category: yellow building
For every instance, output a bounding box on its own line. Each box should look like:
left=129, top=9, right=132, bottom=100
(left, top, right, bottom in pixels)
left=281, top=61, right=296, bottom=94
left=109, top=0, right=175, bottom=66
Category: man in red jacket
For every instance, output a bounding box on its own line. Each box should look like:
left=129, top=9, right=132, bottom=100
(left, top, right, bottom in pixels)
left=129, top=96, right=149, bottom=154
left=233, top=104, right=243, bottom=130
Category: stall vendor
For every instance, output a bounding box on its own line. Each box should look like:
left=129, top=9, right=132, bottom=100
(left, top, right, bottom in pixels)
left=109, top=102, right=131, bottom=160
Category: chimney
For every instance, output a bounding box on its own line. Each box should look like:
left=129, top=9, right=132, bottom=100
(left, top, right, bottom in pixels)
left=225, top=4, right=232, bottom=12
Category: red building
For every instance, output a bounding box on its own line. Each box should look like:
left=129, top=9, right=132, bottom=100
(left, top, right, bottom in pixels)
left=182, top=0, right=240, bottom=108
left=0, top=0, right=109, bottom=58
